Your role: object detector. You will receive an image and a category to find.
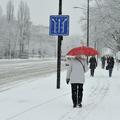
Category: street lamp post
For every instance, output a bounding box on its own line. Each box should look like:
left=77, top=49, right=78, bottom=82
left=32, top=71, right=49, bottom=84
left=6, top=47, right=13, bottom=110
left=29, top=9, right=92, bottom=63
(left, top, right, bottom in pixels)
left=87, top=0, right=89, bottom=47
left=87, top=0, right=90, bottom=64
left=73, top=0, right=90, bottom=63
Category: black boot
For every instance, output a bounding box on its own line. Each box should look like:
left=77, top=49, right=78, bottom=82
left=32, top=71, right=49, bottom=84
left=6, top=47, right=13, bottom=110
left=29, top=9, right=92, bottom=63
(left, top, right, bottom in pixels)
left=73, top=104, right=77, bottom=108
left=78, top=103, right=82, bottom=108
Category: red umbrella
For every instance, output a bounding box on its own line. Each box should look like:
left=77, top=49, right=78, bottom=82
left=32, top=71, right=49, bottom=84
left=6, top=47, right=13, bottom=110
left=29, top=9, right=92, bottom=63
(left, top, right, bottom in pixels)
left=67, top=46, right=99, bottom=56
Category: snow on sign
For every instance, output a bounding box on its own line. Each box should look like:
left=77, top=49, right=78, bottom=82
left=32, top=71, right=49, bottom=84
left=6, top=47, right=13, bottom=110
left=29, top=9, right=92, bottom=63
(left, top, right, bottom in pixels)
left=49, top=15, right=69, bottom=36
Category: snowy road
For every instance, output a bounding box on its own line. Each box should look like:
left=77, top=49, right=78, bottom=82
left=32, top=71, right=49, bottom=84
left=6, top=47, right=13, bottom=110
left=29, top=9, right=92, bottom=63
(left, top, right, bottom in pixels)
left=0, top=59, right=65, bottom=91
left=0, top=60, right=120, bottom=120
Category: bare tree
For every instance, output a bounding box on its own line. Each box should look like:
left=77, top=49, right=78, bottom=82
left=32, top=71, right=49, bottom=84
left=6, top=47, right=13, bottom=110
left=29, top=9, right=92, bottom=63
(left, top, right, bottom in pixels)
left=7, top=0, right=14, bottom=22
left=6, top=0, right=14, bottom=58
left=81, top=0, right=120, bottom=52
left=17, top=1, right=31, bottom=58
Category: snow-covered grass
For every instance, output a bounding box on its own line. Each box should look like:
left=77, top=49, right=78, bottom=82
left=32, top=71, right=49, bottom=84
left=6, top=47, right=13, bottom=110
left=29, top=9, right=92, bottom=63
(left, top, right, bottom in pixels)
left=0, top=62, right=120, bottom=120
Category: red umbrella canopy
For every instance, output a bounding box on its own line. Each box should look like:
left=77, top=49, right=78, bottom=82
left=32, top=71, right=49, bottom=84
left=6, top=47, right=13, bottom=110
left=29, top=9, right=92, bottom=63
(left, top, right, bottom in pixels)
left=67, top=46, right=99, bottom=56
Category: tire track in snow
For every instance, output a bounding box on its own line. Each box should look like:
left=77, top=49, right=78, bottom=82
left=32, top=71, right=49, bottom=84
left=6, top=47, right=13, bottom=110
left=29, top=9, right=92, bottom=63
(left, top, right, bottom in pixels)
left=59, top=78, right=110, bottom=120
left=0, top=62, right=66, bottom=92
left=5, top=92, right=70, bottom=120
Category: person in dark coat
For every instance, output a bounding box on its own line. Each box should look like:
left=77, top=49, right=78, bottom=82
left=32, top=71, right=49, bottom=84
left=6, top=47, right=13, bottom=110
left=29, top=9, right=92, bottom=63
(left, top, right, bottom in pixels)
left=106, top=56, right=114, bottom=77
left=101, top=56, right=106, bottom=69
left=89, top=56, right=97, bottom=77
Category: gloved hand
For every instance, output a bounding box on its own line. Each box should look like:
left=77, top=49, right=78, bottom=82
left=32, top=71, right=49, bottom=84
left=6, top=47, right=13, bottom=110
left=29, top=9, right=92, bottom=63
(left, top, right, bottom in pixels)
left=66, top=79, right=70, bottom=84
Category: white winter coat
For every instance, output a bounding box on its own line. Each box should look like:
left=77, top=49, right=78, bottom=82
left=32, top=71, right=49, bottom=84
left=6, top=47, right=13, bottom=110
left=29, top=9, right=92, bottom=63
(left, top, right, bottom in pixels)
left=66, top=58, right=88, bottom=84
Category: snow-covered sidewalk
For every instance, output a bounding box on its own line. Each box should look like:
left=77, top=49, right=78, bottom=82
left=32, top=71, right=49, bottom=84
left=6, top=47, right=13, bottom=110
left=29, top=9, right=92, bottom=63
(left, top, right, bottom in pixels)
left=0, top=64, right=120, bottom=120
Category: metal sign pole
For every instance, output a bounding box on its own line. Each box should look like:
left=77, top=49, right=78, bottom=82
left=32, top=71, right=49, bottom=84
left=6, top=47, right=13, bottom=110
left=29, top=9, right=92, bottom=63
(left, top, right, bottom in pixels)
left=57, top=0, right=63, bottom=89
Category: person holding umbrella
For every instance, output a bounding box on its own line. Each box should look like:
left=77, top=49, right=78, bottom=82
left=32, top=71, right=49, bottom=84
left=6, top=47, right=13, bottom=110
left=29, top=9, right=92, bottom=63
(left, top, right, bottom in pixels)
left=66, top=46, right=98, bottom=108
left=66, top=55, right=88, bottom=108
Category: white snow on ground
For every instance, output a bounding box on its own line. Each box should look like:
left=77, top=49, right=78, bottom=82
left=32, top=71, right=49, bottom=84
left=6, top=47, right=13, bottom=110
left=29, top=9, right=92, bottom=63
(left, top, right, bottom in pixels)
left=0, top=60, right=120, bottom=120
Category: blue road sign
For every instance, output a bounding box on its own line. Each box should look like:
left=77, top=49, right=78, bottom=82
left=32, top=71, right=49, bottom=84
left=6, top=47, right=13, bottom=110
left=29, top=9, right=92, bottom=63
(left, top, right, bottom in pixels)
left=49, top=15, right=69, bottom=36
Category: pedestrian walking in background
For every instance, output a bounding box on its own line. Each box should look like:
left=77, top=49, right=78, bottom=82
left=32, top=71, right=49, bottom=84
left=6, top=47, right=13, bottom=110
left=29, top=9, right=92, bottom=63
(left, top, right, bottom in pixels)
left=101, top=56, right=106, bottom=69
left=116, top=51, right=120, bottom=70
left=116, top=58, right=120, bottom=70
left=106, top=56, right=115, bottom=77
left=89, top=56, right=97, bottom=77
left=66, top=55, right=88, bottom=108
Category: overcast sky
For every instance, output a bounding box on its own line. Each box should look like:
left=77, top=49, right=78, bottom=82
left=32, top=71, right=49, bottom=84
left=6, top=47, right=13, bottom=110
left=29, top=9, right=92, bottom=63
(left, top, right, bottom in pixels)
left=0, top=0, right=87, bottom=35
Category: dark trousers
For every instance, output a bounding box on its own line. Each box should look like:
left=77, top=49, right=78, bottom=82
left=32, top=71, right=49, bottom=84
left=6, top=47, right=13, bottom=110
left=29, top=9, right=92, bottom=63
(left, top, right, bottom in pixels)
left=109, top=68, right=113, bottom=77
left=71, top=83, right=83, bottom=105
left=102, top=62, right=105, bottom=69
left=90, top=69, right=95, bottom=76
